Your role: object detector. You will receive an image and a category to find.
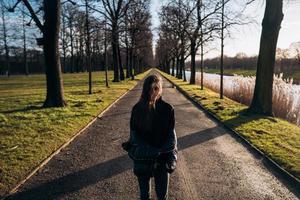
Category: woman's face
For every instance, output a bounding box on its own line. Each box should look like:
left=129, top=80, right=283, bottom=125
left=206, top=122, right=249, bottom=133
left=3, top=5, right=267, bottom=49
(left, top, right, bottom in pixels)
left=150, top=81, right=162, bottom=103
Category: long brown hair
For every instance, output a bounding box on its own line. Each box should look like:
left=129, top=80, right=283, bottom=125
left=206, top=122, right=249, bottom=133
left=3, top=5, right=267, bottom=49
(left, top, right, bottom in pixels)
left=140, top=74, right=162, bottom=108
left=134, top=74, right=163, bottom=133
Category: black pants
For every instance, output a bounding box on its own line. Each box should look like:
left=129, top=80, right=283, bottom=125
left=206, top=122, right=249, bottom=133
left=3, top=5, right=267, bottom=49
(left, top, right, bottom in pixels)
left=137, top=163, right=169, bottom=200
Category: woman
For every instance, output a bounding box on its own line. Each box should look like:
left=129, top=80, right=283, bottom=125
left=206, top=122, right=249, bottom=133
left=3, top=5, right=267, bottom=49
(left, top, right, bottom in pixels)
left=124, top=74, right=177, bottom=200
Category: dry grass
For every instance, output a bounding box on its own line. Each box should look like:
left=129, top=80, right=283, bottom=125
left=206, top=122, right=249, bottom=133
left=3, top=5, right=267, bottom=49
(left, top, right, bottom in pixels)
left=195, top=72, right=300, bottom=125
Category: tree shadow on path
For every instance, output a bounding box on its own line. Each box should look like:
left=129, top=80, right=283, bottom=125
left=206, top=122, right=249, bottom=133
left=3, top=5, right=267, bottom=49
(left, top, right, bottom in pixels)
left=6, top=127, right=222, bottom=200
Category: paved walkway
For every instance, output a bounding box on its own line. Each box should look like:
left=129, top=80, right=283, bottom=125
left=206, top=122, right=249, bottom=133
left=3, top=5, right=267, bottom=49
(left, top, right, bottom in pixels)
left=7, top=70, right=299, bottom=200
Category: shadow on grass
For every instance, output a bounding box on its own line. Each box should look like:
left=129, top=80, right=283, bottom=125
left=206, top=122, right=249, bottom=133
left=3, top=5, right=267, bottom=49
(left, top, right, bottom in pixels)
left=69, top=90, right=103, bottom=96
left=222, top=108, right=278, bottom=129
left=6, top=127, right=222, bottom=200
left=223, top=108, right=264, bottom=128
left=2, top=105, right=43, bottom=114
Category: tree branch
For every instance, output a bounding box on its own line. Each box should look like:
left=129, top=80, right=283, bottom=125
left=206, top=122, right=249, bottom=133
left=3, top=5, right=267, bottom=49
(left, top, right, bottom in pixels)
left=21, top=0, right=44, bottom=32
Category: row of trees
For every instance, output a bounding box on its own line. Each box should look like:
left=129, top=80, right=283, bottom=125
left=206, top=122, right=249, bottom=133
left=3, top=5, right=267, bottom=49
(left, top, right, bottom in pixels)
left=187, top=53, right=258, bottom=71
left=156, top=0, right=250, bottom=95
left=156, top=0, right=284, bottom=116
left=186, top=45, right=300, bottom=74
left=0, top=0, right=153, bottom=107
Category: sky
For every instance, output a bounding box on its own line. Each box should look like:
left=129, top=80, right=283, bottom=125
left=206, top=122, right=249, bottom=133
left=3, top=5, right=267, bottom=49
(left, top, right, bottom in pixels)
left=150, top=0, right=300, bottom=59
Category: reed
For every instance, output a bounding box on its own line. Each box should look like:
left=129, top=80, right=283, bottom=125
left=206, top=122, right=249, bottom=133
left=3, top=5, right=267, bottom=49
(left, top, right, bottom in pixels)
left=195, top=72, right=300, bottom=125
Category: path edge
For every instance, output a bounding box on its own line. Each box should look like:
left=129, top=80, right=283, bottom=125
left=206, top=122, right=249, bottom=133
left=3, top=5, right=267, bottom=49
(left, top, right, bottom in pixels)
left=158, top=69, right=300, bottom=190
left=2, top=71, right=150, bottom=200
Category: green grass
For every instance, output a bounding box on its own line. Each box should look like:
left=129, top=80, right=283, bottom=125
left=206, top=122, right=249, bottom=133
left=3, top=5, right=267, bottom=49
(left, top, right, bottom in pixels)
left=0, top=70, right=150, bottom=196
left=159, top=69, right=300, bottom=181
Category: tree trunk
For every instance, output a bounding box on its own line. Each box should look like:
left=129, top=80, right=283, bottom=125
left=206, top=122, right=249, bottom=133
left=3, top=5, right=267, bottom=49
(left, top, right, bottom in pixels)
left=104, top=17, right=109, bottom=87
left=61, top=13, right=67, bottom=73
left=129, top=48, right=134, bottom=80
left=179, top=52, right=184, bottom=79
left=43, top=0, right=66, bottom=107
left=133, top=55, right=138, bottom=76
left=22, top=10, right=29, bottom=75
left=137, top=57, right=141, bottom=74
left=125, top=41, right=130, bottom=78
left=200, top=12, right=204, bottom=90
left=176, top=56, right=179, bottom=78
left=111, top=23, right=119, bottom=82
left=1, top=7, right=10, bottom=77
left=70, top=22, right=74, bottom=73
left=249, top=0, right=283, bottom=115
left=166, top=59, right=170, bottom=74
left=79, top=28, right=84, bottom=72
left=85, top=0, right=92, bottom=94
left=117, top=43, right=125, bottom=80
left=183, top=63, right=186, bottom=82
left=220, top=0, right=224, bottom=99
left=171, top=57, right=175, bottom=76
left=200, top=38, right=204, bottom=90
left=125, top=16, right=130, bottom=79
left=190, top=40, right=196, bottom=84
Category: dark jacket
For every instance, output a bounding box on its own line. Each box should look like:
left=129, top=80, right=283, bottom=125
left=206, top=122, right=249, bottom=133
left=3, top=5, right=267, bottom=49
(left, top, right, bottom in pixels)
left=123, top=96, right=178, bottom=176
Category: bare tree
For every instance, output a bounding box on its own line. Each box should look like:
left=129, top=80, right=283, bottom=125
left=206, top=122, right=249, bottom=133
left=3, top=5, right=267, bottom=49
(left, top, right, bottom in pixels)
left=185, top=0, right=221, bottom=85
left=10, top=0, right=66, bottom=107
left=1, top=1, right=10, bottom=77
left=158, top=0, right=219, bottom=85
left=215, top=0, right=252, bottom=98
left=75, top=11, right=86, bottom=72
left=159, top=1, right=190, bottom=80
left=98, top=0, right=132, bottom=82
left=249, top=0, right=284, bottom=115
left=125, top=0, right=153, bottom=78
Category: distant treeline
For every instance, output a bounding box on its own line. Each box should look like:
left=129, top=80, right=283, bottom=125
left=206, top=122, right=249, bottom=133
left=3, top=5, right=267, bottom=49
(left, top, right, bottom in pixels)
left=0, top=46, right=138, bottom=75
left=0, top=49, right=44, bottom=75
left=186, top=53, right=300, bottom=73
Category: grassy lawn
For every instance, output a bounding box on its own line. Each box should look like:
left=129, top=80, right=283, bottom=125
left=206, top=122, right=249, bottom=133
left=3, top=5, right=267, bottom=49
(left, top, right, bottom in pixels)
left=158, top=69, right=300, bottom=181
left=0, top=70, right=150, bottom=196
